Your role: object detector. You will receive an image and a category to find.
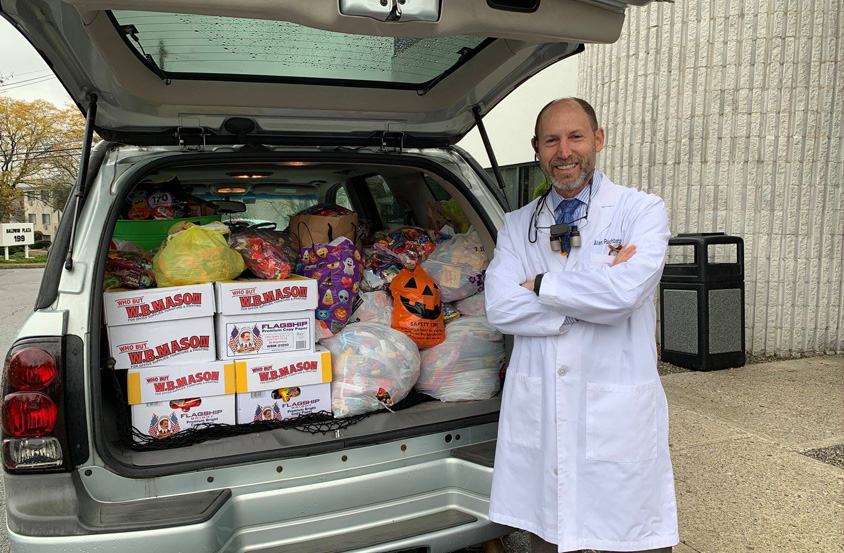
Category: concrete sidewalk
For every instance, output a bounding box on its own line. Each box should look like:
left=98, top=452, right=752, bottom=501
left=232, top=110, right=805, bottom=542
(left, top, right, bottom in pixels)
left=663, top=355, right=843, bottom=553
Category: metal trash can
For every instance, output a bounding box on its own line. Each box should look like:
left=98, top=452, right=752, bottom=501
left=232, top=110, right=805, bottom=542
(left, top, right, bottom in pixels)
left=659, top=233, right=746, bottom=371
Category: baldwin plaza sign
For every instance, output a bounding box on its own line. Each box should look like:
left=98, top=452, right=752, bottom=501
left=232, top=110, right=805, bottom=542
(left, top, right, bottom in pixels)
left=0, top=223, right=34, bottom=260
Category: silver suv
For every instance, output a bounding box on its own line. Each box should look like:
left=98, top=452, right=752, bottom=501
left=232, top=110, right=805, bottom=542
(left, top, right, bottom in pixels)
left=1, top=1, right=645, bottom=551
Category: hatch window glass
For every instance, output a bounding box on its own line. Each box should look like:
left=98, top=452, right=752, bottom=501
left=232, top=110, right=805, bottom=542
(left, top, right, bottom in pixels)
left=111, top=11, right=490, bottom=88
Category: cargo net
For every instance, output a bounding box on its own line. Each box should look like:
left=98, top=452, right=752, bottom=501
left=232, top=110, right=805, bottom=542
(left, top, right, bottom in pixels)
left=110, top=367, right=434, bottom=451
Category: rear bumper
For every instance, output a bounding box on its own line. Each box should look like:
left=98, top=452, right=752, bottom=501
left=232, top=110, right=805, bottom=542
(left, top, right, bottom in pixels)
left=6, top=427, right=508, bottom=552
left=8, top=456, right=508, bottom=553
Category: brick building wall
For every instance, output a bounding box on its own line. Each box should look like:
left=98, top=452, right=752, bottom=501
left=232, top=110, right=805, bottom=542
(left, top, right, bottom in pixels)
left=579, top=0, right=843, bottom=354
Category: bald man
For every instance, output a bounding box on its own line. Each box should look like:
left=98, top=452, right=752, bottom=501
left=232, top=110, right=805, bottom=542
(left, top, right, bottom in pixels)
left=485, top=98, right=678, bottom=553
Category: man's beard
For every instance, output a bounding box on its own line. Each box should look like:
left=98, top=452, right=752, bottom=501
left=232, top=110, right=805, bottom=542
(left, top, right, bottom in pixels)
left=543, top=150, right=596, bottom=194
left=548, top=167, right=590, bottom=193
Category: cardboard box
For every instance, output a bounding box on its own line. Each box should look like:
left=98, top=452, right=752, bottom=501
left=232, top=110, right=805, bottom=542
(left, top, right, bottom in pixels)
left=127, top=360, right=237, bottom=405
left=132, top=394, right=235, bottom=440
left=215, top=277, right=318, bottom=315
left=236, top=382, right=332, bottom=423
left=109, top=317, right=215, bottom=370
left=235, top=347, right=332, bottom=393
left=216, top=311, right=315, bottom=360
left=104, top=283, right=214, bottom=327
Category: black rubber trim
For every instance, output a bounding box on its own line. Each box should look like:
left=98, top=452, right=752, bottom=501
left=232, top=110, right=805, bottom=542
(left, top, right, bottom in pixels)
left=5, top=471, right=230, bottom=535
left=91, top=150, right=498, bottom=478
left=105, top=10, right=492, bottom=93
left=35, top=141, right=110, bottom=310
left=95, top=127, right=453, bottom=149
left=281, top=509, right=477, bottom=553
left=78, top=487, right=231, bottom=533
left=487, top=0, right=541, bottom=13
left=450, top=440, right=496, bottom=468
left=64, top=334, right=90, bottom=467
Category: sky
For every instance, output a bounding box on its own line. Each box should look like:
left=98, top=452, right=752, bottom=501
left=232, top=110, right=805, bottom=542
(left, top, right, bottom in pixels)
left=0, top=18, right=73, bottom=107
left=0, top=14, right=578, bottom=166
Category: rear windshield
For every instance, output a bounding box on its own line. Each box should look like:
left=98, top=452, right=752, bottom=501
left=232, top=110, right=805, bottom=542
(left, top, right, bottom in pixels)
left=110, top=11, right=491, bottom=89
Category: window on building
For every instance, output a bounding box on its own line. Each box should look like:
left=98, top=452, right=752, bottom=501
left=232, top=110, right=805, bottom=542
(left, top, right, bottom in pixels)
left=28, top=214, right=36, bottom=224
left=42, top=214, right=51, bottom=226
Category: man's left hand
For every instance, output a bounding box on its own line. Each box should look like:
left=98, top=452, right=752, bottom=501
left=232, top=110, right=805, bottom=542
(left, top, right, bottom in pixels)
left=521, top=279, right=535, bottom=291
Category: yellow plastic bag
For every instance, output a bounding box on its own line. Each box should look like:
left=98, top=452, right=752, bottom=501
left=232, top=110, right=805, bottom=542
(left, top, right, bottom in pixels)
left=153, top=222, right=245, bottom=287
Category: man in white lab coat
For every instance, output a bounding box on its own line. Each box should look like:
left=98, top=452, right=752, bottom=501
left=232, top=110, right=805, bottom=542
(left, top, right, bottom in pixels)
left=485, top=98, right=679, bottom=553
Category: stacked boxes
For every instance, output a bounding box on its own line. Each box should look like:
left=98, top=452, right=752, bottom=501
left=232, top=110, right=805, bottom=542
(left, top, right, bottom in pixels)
left=234, top=347, right=333, bottom=423
left=104, top=283, right=234, bottom=440
left=106, top=277, right=333, bottom=440
left=104, top=283, right=216, bottom=370
left=127, top=361, right=237, bottom=439
left=215, top=277, right=317, bottom=360
left=215, top=278, right=332, bottom=423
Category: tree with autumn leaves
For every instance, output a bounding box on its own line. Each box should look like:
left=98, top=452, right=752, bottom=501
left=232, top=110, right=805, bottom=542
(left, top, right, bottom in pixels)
left=0, top=96, right=87, bottom=223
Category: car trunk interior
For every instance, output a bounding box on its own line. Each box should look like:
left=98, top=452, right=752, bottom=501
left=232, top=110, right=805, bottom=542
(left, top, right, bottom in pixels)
left=96, top=149, right=503, bottom=471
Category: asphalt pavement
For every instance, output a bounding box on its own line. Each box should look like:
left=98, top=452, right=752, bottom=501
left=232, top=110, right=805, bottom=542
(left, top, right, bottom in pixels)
left=0, top=267, right=43, bottom=553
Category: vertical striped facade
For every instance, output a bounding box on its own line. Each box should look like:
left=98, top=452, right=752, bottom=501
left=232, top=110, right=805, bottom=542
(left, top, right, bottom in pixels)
left=579, top=0, right=844, bottom=355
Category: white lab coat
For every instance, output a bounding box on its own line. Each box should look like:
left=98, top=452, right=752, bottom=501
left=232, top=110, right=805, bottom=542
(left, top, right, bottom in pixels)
left=485, top=173, right=679, bottom=552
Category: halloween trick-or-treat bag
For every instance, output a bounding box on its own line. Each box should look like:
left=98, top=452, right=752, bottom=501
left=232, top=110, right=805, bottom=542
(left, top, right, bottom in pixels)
left=390, top=265, right=445, bottom=349
left=298, top=236, right=364, bottom=335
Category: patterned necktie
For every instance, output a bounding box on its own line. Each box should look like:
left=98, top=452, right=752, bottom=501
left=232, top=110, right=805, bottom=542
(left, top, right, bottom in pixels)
left=554, top=199, right=580, bottom=255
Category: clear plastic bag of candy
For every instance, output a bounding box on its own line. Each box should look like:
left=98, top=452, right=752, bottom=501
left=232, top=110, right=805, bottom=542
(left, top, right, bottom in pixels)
left=322, top=322, right=421, bottom=418
left=104, top=250, right=156, bottom=290
left=420, top=229, right=488, bottom=303
left=229, top=224, right=292, bottom=280
left=109, top=238, right=145, bottom=254
left=416, top=317, right=504, bottom=402
left=454, top=291, right=486, bottom=317
left=350, top=291, right=393, bottom=326
left=372, top=226, right=450, bottom=269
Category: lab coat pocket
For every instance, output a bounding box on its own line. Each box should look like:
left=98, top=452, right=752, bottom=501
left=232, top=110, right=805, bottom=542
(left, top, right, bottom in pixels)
left=500, top=374, right=542, bottom=450
left=585, top=380, right=657, bottom=463
left=589, top=254, right=615, bottom=269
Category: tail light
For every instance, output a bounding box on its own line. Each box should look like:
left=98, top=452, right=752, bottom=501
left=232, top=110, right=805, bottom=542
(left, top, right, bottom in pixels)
left=3, top=393, right=57, bottom=436
left=8, top=348, right=57, bottom=391
left=2, top=340, right=68, bottom=472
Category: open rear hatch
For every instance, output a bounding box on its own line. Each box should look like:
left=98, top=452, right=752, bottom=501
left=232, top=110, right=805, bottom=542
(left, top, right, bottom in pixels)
left=0, top=0, right=643, bottom=145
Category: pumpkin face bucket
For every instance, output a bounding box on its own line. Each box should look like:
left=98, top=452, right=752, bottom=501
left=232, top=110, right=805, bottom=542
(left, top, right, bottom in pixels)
left=391, top=265, right=446, bottom=349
